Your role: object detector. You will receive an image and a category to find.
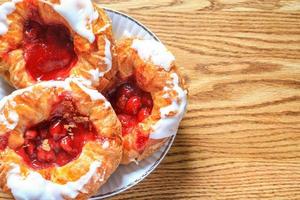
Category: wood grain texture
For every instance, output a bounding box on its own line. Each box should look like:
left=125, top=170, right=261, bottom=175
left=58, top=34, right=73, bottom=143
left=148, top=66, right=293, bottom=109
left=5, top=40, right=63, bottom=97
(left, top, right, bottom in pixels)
left=1, top=0, right=300, bottom=199
left=101, top=0, right=300, bottom=199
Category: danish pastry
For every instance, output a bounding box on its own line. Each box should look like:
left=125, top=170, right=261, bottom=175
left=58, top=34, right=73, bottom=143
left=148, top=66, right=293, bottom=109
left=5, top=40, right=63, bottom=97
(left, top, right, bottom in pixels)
left=0, top=0, right=116, bottom=90
left=0, top=79, right=122, bottom=199
left=109, top=38, right=187, bottom=164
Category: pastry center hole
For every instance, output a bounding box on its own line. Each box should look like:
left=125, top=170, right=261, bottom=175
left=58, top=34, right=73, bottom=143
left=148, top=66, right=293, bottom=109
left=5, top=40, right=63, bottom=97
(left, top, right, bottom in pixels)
left=16, top=93, right=99, bottom=170
left=23, top=20, right=78, bottom=81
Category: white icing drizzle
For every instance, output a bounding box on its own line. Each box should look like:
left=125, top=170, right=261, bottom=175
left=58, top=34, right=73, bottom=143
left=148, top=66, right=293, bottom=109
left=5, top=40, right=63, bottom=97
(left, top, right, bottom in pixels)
left=36, top=80, right=72, bottom=91
left=0, top=111, right=18, bottom=130
left=102, top=140, right=110, bottom=149
left=150, top=73, right=187, bottom=139
left=7, top=110, right=18, bottom=127
left=48, top=0, right=99, bottom=43
left=88, top=37, right=112, bottom=83
left=88, top=68, right=105, bottom=83
left=131, top=39, right=175, bottom=71
left=0, top=96, right=18, bottom=130
left=97, top=23, right=110, bottom=33
left=7, top=161, right=101, bottom=200
left=162, top=93, right=170, bottom=99
left=0, top=0, right=22, bottom=35
left=72, top=79, right=111, bottom=108
left=104, top=37, right=112, bottom=71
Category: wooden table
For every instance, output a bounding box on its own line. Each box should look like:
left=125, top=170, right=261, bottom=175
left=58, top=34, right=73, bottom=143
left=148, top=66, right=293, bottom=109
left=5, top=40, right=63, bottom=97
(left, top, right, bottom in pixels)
left=1, top=0, right=300, bottom=199
left=102, top=0, right=300, bottom=199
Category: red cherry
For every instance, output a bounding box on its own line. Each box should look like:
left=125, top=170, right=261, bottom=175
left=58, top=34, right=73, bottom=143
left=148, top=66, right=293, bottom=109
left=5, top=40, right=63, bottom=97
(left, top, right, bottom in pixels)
left=46, top=27, right=60, bottom=43
left=118, top=84, right=135, bottom=98
left=118, top=114, right=131, bottom=126
left=26, top=142, right=36, bottom=155
left=84, top=132, right=96, bottom=141
left=37, top=148, right=56, bottom=162
left=116, top=95, right=128, bottom=112
left=0, top=135, right=8, bottom=151
left=122, top=127, right=133, bottom=137
left=141, top=93, right=153, bottom=107
left=31, top=159, right=43, bottom=169
left=37, top=148, right=46, bottom=161
left=60, top=136, right=73, bottom=153
left=49, top=121, right=67, bottom=140
left=125, top=96, right=142, bottom=115
left=24, top=20, right=42, bottom=41
left=45, top=150, right=56, bottom=162
left=24, top=138, right=30, bottom=146
left=25, top=130, right=38, bottom=140
left=39, top=129, right=48, bottom=139
left=56, top=151, right=71, bottom=166
left=16, top=148, right=31, bottom=162
left=137, top=107, right=151, bottom=122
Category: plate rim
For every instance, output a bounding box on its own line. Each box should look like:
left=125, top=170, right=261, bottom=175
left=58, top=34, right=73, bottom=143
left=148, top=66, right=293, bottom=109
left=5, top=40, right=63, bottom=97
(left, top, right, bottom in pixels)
left=90, top=8, right=176, bottom=200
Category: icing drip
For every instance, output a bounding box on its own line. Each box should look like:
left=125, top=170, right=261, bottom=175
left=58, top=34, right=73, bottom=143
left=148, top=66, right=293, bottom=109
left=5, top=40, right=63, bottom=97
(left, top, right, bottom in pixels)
left=0, top=0, right=22, bottom=35
left=88, top=37, right=112, bottom=83
left=131, top=39, right=175, bottom=71
left=150, top=73, right=187, bottom=139
left=104, top=37, right=112, bottom=71
left=97, top=24, right=110, bottom=33
left=0, top=110, right=18, bottom=130
left=7, top=161, right=101, bottom=200
left=102, top=140, right=110, bottom=149
left=0, top=96, right=18, bottom=131
left=73, top=79, right=111, bottom=108
left=89, top=69, right=105, bottom=83
left=48, top=0, right=99, bottom=43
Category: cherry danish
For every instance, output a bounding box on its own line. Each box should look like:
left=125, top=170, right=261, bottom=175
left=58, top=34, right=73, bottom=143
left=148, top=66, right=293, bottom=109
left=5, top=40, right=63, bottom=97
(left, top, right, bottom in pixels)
left=0, top=0, right=117, bottom=89
left=113, top=38, right=188, bottom=164
left=0, top=79, right=122, bottom=200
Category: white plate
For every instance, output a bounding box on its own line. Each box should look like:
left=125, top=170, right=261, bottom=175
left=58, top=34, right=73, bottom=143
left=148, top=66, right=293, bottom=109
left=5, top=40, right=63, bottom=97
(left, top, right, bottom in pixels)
left=0, top=8, right=176, bottom=200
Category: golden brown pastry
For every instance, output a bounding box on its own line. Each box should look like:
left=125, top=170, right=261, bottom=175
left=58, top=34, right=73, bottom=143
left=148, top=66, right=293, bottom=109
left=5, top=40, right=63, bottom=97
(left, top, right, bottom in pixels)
left=0, top=78, right=122, bottom=199
left=0, top=0, right=117, bottom=90
left=109, top=38, right=188, bottom=164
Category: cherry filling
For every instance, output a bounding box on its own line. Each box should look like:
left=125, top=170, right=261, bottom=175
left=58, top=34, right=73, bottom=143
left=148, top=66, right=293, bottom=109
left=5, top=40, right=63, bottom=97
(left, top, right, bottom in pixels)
left=108, top=80, right=153, bottom=150
left=23, top=20, right=78, bottom=81
left=0, top=134, right=8, bottom=151
left=16, top=94, right=99, bottom=169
